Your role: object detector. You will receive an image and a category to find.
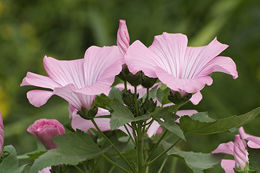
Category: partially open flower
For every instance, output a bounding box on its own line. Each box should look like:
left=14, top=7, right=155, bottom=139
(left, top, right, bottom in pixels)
left=27, top=119, right=65, bottom=150
left=212, top=127, right=260, bottom=173
left=117, top=19, right=130, bottom=55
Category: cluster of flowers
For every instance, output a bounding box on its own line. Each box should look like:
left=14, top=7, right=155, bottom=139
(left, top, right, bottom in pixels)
left=0, top=19, right=258, bottom=173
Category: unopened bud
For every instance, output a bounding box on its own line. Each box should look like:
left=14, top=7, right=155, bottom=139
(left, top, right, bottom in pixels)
left=122, top=90, right=135, bottom=106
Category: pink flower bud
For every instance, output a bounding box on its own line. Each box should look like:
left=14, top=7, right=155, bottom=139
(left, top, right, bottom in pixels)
left=27, top=119, right=65, bottom=150
left=234, top=135, right=248, bottom=170
left=0, top=113, right=4, bottom=154
left=117, top=19, right=130, bottom=55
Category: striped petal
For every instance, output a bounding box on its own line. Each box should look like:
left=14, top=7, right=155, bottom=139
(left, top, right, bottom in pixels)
left=84, top=46, right=123, bottom=86
left=43, top=56, right=85, bottom=88
left=20, top=72, right=59, bottom=89
left=125, top=40, right=159, bottom=78
left=212, top=141, right=234, bottom=155
left=239, top=127, right=260, bottom=149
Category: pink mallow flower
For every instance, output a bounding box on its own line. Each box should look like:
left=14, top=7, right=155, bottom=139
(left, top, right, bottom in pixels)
left=21, top=46, right=123, bottom=112
left=125, top=33, right=238, bottom=105
left=212, top=127, right=260, bottom=173
left=0, top=113, right=4, bottom=154
left=27, top=119, right=65, bottom=150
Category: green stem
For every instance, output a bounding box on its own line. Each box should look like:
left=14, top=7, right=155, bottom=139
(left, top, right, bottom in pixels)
left=90, top=119, right=135, bottom=172
left=158, top=156, right=168, bottom=173
left=137, top=124, right=146, bottom=173
left=148, top=139, right=181, bottom=165
left=147, top=129, right=168, bottom=161
left=124, top=124, right=134, bottom=143
left=102, top=154, right=131, bottom=173
left=170, top=157, right=178, bottom=173
left=124, top=80, right=128, bottom=91
left=146, top=88, right=149, bottom=101
left=134, top=86, right=139, bottom=116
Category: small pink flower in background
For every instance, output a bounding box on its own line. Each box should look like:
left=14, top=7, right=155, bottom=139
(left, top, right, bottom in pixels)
left=27, top=119, right=65, bottom=150
left=21, top=46, right=123, bottom=112
left=0, top=113, right=4, bottom=154
left=212, top=127, right=260, bottom=173
left=125, top=33, right=238, bottom=104
left=38, top=167, right=51, bottom=173
left=117, top=19, right=130, bottom=55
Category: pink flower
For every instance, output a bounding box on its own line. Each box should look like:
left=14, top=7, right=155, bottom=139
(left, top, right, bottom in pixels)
left=125, top=33, right=238, bottom=104
left=38, top=167, right=51, bottom=173
left=0, top=113, right=4, bottom=154
left=117, top=19, right=130, bottom=55
left=212, top=127, right=260, bottom=172
left=21, top=46, right=123, bottom=112
left=27, top=119, right=65, bottom=150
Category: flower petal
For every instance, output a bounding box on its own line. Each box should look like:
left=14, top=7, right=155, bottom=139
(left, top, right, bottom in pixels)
left=53, top=84, right=95, bottom=110
left=199, top=56, right=238, bottom=79
left=221, top=159, right=235, bottom=173
left=175, top=110, right=198, bottom=123
left=156, top=67, right=212, bottom=93
left=187, top=37, right=229, bottom=78
left=20, top=72, right=59, bottom=89
left=147, top=120, right=161, bottom=137
left=71, top=108, right=111, bottom=132
left=43, top=56, right=85, bottom=88
left=239, top=127, right=260, bottom=149
left=190, top=92, right=203, bottom=105
left=117, top=19, right=130, bottom=55
left=149, top=33, right=188, bottom=78
left=125, top=40, right=159, bottom=78
left=84, top=46, right=123, bottom=86
left=27, top=90, right=53, bottom=107
left=212, top=141, right=234, bottom=155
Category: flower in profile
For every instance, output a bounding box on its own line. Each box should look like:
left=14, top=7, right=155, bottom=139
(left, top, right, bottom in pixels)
left=0, top=113, right=4, bottom=154
left=21, top=46, right=123, bottom=113
left=125, top=33, right=238, bottom=104
left=27, top=119, right=65, bottom=150
left=212, top=127, right=260, bottom=173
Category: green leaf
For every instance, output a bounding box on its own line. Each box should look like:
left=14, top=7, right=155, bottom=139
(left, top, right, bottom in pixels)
left=191, top=112, right=215, bottom=122
left=156, top=117, right=186, bottom=141
left=95, top=94, right=112, bottom=110
left=168, top=149, right=223, bottom=173
left=0, top=145, right=24, bottom=173
left=109, top=87, right=124, bottom=104
left=180, top=107, right=260, bottom=135
left=110, top=100, right=135, bottom=130
left=156, top=88, right=171, bottom=105
left=30, top=131, right=104, bottom=173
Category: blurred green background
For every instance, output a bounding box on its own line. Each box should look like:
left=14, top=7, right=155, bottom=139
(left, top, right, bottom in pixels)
left=0, top=0, right=259, bottom=172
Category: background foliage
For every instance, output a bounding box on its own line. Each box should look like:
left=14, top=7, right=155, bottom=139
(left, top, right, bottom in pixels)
left=0, top=0, right=259, bottom=172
